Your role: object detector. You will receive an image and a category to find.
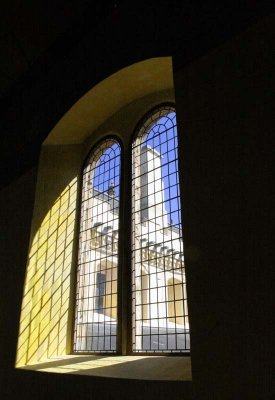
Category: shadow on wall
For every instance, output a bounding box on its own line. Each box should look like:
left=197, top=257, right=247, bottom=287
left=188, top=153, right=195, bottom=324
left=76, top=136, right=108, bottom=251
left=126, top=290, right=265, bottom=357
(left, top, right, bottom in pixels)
left=16, top=177, right=78, bottom=367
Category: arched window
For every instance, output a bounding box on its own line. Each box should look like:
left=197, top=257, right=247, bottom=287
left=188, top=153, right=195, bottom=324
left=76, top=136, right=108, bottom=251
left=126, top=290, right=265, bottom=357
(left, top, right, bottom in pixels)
left=73, top=106, right=189, bottom=355
left=16, top=59, right=192, bottom=378
left=74, top=139, right=121, bottom=353
left=132, top=106, right=189, bottom=353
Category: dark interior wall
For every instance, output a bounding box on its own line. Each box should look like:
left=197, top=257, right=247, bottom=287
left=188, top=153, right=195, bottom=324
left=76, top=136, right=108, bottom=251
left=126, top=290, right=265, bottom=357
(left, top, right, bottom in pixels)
left=1, top=2, right=272, bottom=189
left=0, top=13, right=274, bottom=400
left=174, top=14, right=274, bottom=400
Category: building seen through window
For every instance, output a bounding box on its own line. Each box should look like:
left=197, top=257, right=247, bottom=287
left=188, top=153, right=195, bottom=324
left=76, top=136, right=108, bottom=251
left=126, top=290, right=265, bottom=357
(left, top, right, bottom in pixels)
left=74, top=106, right=190, bottom=354
left=74, top=140, right=120, bottom=352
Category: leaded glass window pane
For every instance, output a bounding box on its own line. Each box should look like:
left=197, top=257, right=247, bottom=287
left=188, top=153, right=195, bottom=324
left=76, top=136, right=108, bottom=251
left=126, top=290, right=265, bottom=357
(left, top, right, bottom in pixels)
left=74, top=140, right=120, bottom=353
left=132, top=107, right=190, bottom=353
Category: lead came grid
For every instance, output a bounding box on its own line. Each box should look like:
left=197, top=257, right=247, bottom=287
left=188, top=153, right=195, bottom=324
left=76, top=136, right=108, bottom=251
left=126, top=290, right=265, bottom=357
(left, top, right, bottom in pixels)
left=74, top=140, right=120, bottom=352
left=132, top=107, right=190, bottom=353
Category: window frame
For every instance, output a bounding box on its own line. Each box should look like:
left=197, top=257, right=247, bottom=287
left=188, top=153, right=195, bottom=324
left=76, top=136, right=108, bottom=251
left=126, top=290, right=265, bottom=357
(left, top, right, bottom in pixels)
left=72, top=103, right=189, bottom=357
left=71, top=135, right=125, bottom=355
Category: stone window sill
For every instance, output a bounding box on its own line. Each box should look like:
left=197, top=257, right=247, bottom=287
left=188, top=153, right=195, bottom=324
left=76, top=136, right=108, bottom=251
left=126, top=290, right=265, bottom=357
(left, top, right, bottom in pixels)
left=18, top=355, right=192, bottom=381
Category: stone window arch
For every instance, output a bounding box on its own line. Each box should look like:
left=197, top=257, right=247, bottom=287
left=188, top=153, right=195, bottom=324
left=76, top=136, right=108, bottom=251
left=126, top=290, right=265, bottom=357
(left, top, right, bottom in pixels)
left=16, top=58, right=191, bottom=379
